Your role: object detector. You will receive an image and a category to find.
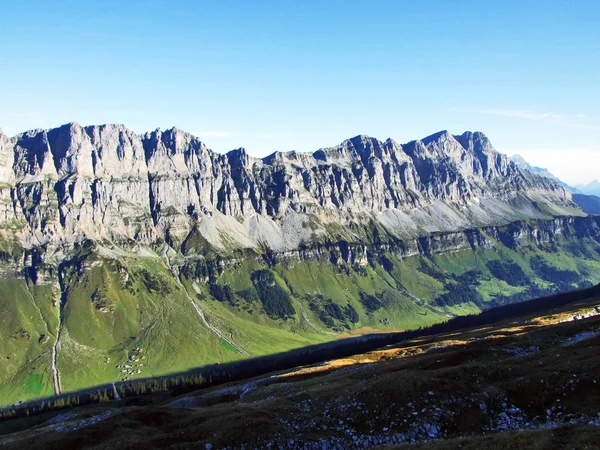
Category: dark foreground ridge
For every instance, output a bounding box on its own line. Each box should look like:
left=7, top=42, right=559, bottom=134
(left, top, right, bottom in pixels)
left=1, top=284, right=599, bottom=448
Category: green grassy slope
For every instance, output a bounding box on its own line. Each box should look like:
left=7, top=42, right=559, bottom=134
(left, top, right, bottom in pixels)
left=0, top=229, right=599, bottom=406
left=0, top=279, right=56, bottom=402
left=2, top=284, right=600, bottom=450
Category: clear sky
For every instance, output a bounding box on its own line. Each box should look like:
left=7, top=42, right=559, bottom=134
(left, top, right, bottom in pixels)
left=1, top=0, right=599, bottom=184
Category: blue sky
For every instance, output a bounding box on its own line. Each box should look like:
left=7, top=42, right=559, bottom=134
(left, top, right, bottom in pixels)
left=1, top=0, right=599, bottom=184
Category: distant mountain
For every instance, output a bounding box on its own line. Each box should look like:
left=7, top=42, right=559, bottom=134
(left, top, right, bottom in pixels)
left=509, top=154, right=581, bottom=193
left=575, top=180, right=600, bottom=197
left=572, top=193, right=600, bottom=215
left=507, top=154, right=600, bottom=213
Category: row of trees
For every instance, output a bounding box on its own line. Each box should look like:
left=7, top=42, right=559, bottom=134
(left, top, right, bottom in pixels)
left=486, top=260, right=528, bottom=286
left=530, top=256, right=580, bottom=286
left=250, top=270, right=295, bottom=319
left=434, top=270, right=482, bottom=307
left=306, top=293, right=359, bottom=329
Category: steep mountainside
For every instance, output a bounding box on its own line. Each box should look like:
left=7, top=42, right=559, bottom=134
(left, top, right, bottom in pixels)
left=0, top=123, right=598, bottom=406
left=509, top=154, right=580, bottom=193
left=0, top=123, right=578, bottom=251
left=572, top=194, right=600, bottom=215
left=508, top=154, right=600, bottom=215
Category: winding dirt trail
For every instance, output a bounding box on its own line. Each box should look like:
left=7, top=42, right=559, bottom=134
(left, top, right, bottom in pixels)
left=165, top=258, right=251, bottom=357
left=112, top=383, right=120, bottom=400
left=298, top=302, right=336, bottom=336
left=51, top=281, right=64, bottom=396
left=399, top=285, right=454, bottom=318
left=51, top=337, right=61, bottom=396
left=178, top=278, right=251, bottom=356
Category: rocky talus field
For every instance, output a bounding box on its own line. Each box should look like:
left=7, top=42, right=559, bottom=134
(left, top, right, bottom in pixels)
left=0, top=122, right=599, bottom=407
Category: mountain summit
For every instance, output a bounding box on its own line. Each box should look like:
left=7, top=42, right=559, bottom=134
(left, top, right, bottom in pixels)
left=0, top=123, right=577, bottom=252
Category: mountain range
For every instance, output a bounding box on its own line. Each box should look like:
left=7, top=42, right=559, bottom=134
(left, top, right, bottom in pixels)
left=575, top=179, right=600, bottom=197
left=0, top=123, right=577, bottom=251
left=509, top=154, right=581, bottom=193
left=509, top=154, right=600, bottom=215
left=0, top=123, right=599, bottom=406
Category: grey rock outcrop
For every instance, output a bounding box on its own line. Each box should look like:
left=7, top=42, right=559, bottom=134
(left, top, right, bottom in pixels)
left=0, top=123, right=580, bottom=253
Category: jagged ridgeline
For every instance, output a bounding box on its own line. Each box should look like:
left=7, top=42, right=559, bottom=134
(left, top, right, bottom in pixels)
left=1, top=122, right=599, bottom=405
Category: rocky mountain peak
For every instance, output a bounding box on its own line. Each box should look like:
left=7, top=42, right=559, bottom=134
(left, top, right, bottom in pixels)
left=454, top=131, right=494, bottom=156
left=0, top=122, right=579, bottom=252
left=345, top=134, right=383, bottom=156
left=158, top=127, right=204, bottom=153
left=227, top=147, right=258, bottom=169
left=420, top=130, right=452, bottom=145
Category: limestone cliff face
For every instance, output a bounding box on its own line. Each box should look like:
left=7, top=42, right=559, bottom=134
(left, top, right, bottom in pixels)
left=235, top=215, right=600, bottom=267
left=0, top=123, right=578, bottom=253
